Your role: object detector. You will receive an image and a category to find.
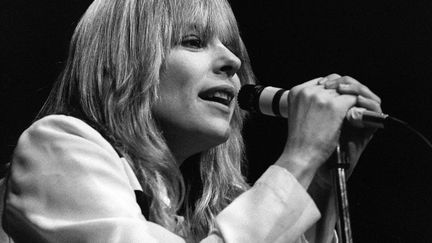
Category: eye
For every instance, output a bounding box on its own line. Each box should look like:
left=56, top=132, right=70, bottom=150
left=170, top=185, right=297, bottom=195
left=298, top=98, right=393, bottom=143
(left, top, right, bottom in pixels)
left=181, top=35, right=205, bottom=49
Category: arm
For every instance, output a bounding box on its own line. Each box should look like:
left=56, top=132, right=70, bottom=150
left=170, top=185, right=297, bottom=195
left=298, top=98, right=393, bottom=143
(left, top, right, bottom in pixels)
left=214, top=165, right=320, bottom=243
left=4, top=115, right=184, bottom=243
left=272, top=74, right=382, bottom=243
left=4, top=115, right=321, bottom=243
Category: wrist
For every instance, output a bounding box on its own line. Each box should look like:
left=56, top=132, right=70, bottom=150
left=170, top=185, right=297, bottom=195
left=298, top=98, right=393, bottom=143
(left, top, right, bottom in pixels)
left=274, top=154, right=319, bottom=189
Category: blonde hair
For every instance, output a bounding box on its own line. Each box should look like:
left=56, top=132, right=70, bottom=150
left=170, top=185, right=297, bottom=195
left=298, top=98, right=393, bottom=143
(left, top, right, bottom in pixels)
left=38, top=0, right=255, bottom=241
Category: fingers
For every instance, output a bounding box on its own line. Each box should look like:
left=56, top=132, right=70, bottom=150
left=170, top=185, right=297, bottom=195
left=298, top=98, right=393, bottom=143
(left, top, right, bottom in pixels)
left=335, top=93, right=358, bottom=111
left=356, top=95, right=382, bottom=113
left=294, top=77, right=327, bottom=90
left=322, top=75, right=381, bottom=104
left=325, top=73, right=342, bottom=81
left=290, top=75, right=372, bottom=116
left=293, top=74, right=341, bottom=91
left=316, top=74, right=383, bottom=117
left=289, top=77, right=328, bottom=102
left=290, top=78, right=337, bottom=103
left=337, top=82, right=381, bottom=104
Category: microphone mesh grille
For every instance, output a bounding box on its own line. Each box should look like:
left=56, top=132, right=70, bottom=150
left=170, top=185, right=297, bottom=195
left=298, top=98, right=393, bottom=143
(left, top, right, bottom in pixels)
left=237, top=84, right=263, bottom=112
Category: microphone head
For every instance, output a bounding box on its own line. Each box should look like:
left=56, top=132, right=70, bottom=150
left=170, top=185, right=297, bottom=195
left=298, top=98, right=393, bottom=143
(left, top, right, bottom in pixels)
left=237, top=84, right=264, bottom=113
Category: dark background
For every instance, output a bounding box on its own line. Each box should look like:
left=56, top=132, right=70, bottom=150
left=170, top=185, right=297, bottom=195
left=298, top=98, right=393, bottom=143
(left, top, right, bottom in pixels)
left=1, top=1, right=432, bottom=242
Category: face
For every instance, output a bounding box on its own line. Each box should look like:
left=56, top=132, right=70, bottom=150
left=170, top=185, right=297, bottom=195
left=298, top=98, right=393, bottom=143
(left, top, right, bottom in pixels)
left=153, top=31, right=242, bottom=163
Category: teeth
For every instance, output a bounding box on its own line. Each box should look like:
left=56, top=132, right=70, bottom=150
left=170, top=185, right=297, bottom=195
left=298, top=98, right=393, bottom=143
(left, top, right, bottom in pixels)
left=199, top=88, right=235, bottom=106
left=209, top=91, right=232, bottom=101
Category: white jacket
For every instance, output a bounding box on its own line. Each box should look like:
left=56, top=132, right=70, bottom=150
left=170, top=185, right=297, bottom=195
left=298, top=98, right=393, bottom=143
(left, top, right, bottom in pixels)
left=2, top=115, right=324, bottom=243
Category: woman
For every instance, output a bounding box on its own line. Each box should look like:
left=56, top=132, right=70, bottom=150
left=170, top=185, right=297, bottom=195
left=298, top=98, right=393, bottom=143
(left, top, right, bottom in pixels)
left=2, top=0, right=382, bottom=242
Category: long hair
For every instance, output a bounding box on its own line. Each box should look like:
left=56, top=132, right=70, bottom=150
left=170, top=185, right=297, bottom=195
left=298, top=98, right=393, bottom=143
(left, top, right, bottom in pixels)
left=38, top=0, right=255, bottom=241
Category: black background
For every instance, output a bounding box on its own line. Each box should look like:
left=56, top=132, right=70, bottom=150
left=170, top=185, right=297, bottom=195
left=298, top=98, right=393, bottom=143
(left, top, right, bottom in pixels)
left=2, top=1, right=432, bottom=242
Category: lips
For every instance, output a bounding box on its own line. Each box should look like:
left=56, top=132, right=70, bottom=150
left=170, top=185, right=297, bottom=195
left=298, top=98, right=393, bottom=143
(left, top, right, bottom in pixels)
left=199, top=85, right=236, bottom=107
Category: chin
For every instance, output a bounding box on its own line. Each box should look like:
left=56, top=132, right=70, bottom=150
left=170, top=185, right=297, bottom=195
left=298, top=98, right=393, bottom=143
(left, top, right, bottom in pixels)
left=213, top=129, right=231, bottom=145
left=196, top=121, right=232, bottom=149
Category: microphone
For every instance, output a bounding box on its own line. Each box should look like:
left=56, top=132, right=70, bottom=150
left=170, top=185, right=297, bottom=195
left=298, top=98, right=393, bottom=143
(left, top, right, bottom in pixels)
left=238, top=84, right=388, bottom=128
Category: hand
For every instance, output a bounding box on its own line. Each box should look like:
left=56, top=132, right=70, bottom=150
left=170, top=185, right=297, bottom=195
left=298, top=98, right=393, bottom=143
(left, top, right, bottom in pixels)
left=275, top=76, right=359, bottom=188
left=313, top=74, right=382, bottom=189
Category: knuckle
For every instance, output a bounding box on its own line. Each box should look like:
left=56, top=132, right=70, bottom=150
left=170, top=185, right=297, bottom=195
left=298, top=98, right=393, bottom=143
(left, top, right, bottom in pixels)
left=359, top=85, right=369, bottom=94
left=289, top=86, right=307, bottom=103
left=290, top=83, right=306, bottom=94
left=298, top=86, right=313, bottom=99
left=312, top=93, right=329, bottom=107
left=326, top=73, right=341, bottom=80
left=343, top=76, right=359, bottom=84
left=375, top=96, right=382, bottom=105
left=289, top=86, right=302, bottom=99
left=287, top=90, right=296, bottom=103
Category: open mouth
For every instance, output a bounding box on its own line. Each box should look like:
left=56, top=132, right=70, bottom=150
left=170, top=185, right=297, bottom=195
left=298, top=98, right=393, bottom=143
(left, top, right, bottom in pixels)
left=199, top=86, right=235, bottom=107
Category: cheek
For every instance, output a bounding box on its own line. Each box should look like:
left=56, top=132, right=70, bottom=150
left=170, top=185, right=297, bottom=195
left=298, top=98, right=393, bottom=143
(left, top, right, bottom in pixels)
left=154, top=65, right=199, bottom=126
left=159, top=70, right=189, bottom=100
left=158, top=56, right=204, bottom=104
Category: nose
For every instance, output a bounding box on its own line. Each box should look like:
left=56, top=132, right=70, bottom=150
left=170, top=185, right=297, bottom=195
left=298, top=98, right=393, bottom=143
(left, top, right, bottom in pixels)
left=213, top=41, right=242, bottom=78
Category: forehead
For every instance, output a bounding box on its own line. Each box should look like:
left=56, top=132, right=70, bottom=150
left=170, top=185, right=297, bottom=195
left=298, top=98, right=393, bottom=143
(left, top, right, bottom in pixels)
left=171, top=0, right=239, bottom=44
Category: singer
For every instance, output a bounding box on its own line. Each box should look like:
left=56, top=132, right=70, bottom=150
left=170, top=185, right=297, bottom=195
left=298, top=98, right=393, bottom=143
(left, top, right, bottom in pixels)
left=1, top=0, right=382, bottom=242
